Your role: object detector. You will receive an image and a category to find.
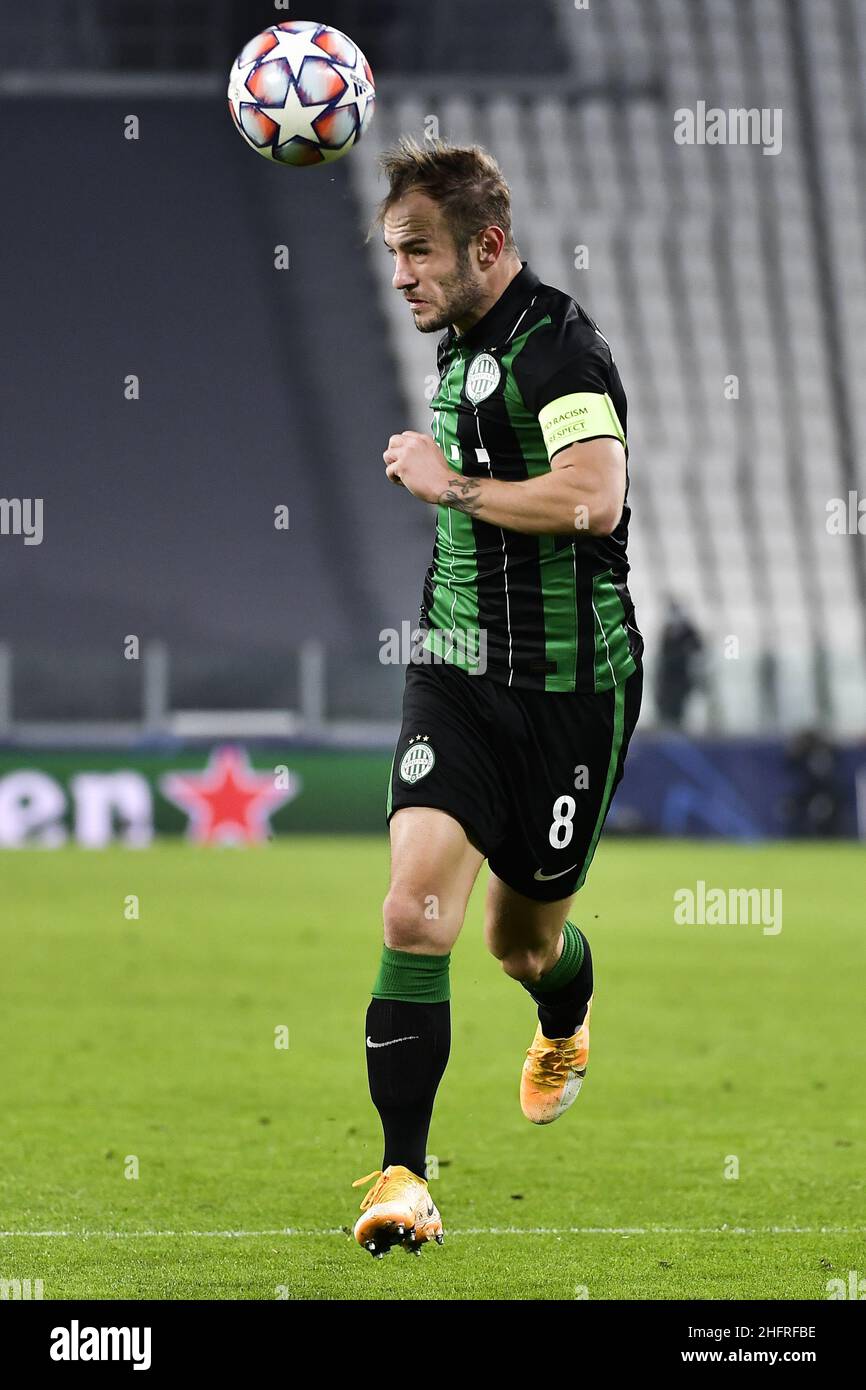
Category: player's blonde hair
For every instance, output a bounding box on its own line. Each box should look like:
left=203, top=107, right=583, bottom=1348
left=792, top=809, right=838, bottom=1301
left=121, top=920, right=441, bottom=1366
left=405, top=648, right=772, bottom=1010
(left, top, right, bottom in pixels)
left=368, top=135, right=518, bottom=254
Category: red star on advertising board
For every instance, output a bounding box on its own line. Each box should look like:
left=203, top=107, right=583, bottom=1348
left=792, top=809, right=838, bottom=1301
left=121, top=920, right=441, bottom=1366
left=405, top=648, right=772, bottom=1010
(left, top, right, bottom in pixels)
left=160, top=746, right=299, bottom=844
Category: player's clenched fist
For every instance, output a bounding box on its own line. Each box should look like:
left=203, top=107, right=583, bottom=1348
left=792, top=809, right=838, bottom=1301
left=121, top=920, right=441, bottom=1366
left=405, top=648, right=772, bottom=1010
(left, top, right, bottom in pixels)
left=383, top=431, right=454, bottom=503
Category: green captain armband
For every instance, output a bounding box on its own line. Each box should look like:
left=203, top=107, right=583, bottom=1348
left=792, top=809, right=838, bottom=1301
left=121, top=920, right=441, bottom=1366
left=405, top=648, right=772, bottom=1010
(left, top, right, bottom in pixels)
left=538, top=391, right=625, bottom=459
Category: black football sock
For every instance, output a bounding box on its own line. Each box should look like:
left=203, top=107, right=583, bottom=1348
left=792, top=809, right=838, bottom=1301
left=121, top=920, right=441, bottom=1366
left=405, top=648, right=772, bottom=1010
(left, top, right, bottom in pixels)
left=365, top=947, right=451, bottom=1179
left=521, top=921, right=593, bottom=1039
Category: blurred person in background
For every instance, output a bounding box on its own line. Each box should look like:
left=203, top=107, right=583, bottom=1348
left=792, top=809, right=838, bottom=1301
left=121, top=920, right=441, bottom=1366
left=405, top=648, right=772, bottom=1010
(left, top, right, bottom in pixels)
left=783, top=729, right=843, bottom=837
left=655, top=595, right=703, bottom=728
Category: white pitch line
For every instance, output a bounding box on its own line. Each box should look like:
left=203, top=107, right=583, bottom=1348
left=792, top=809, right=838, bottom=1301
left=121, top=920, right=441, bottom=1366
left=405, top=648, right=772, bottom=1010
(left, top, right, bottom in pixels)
left=1, top=1226, right=864, bottom=1239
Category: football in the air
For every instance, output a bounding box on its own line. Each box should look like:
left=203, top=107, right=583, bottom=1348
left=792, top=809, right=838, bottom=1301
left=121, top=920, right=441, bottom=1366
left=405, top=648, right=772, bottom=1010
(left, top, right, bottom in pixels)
left=227, top=19, right=375, bottom=166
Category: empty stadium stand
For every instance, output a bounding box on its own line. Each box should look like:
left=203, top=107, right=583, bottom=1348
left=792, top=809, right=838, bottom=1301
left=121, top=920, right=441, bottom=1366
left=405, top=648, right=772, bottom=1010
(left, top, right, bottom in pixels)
left=351, top=0, right=866, bottom=733
left=1, top=0, right=864, bottom=734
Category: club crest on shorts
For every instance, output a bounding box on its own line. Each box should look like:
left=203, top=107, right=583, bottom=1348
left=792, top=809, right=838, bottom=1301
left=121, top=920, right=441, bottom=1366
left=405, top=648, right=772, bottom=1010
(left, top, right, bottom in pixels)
left=399, top=734, right=436, bottom=784
left=465, top=353, right=501, bottom=404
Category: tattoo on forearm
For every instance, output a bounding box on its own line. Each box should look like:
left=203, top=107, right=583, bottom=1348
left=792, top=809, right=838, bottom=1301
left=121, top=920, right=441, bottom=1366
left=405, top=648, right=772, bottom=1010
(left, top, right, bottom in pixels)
left=439, top=477, right=483, bottom=515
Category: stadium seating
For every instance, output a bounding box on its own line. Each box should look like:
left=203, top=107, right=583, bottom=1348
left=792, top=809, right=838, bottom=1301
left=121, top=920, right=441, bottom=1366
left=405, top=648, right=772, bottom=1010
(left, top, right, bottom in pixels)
left=352, top=0, right=866, bottom=733
left=2, top=0, right=863, bottom=735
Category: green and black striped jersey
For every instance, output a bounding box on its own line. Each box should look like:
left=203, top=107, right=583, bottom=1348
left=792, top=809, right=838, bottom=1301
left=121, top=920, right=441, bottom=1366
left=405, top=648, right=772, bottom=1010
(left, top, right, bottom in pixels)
left=419, top=261, right=642, bottom=693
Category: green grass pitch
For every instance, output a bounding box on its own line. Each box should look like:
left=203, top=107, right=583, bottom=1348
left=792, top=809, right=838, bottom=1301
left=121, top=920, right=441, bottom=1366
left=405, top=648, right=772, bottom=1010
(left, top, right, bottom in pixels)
left=0, top=838, right=863, bottom=1300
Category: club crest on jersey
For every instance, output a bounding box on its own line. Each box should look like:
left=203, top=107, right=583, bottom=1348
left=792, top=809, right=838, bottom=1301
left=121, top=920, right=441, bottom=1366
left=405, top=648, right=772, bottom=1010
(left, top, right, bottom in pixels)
left=399, top=735, right=436, bottom=784
left=465, top=353, right=501, bottom=404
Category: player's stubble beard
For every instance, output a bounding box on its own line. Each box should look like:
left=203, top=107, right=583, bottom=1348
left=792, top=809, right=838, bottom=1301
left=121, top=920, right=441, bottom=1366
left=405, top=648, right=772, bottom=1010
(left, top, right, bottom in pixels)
left=411, top=241, right=485, bottom=334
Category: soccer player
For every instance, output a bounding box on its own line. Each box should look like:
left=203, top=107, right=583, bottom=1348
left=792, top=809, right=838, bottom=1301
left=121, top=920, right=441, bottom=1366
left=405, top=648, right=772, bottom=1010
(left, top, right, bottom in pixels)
left=353, top=138, right=643, bottom=1257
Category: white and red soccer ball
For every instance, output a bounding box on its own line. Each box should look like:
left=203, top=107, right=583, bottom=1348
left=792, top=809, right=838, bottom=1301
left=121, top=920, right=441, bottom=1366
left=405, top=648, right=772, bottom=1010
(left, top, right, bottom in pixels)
left=227, top=19, right=375, bottom=167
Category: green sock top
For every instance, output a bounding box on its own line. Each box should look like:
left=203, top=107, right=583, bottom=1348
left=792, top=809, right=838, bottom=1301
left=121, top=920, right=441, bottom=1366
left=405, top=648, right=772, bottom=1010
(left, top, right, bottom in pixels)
left=531, top=919, right=584, bottom=994
left=372, top=945, right=451, bottom=1003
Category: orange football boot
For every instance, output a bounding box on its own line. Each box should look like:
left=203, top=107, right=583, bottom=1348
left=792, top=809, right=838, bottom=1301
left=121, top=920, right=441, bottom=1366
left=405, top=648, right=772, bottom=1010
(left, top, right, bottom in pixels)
left=352, top=1165, right=444, bottom=1257
left=520, top=997, right=592, bottom=1124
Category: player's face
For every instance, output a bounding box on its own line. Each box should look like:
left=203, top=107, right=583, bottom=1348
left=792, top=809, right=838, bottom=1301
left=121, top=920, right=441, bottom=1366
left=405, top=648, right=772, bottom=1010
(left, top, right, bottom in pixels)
left=383, top=192, right=485, bottom=334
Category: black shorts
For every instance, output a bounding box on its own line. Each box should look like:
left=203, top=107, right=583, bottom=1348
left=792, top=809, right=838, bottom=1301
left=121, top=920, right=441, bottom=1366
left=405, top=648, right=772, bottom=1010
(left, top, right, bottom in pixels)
left=386, top=658, right=642, bottom=902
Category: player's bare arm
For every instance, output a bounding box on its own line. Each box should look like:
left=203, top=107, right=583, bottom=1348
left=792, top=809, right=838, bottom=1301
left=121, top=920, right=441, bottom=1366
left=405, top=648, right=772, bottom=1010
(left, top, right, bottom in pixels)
left=383, top=430, right=625, bottom=536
